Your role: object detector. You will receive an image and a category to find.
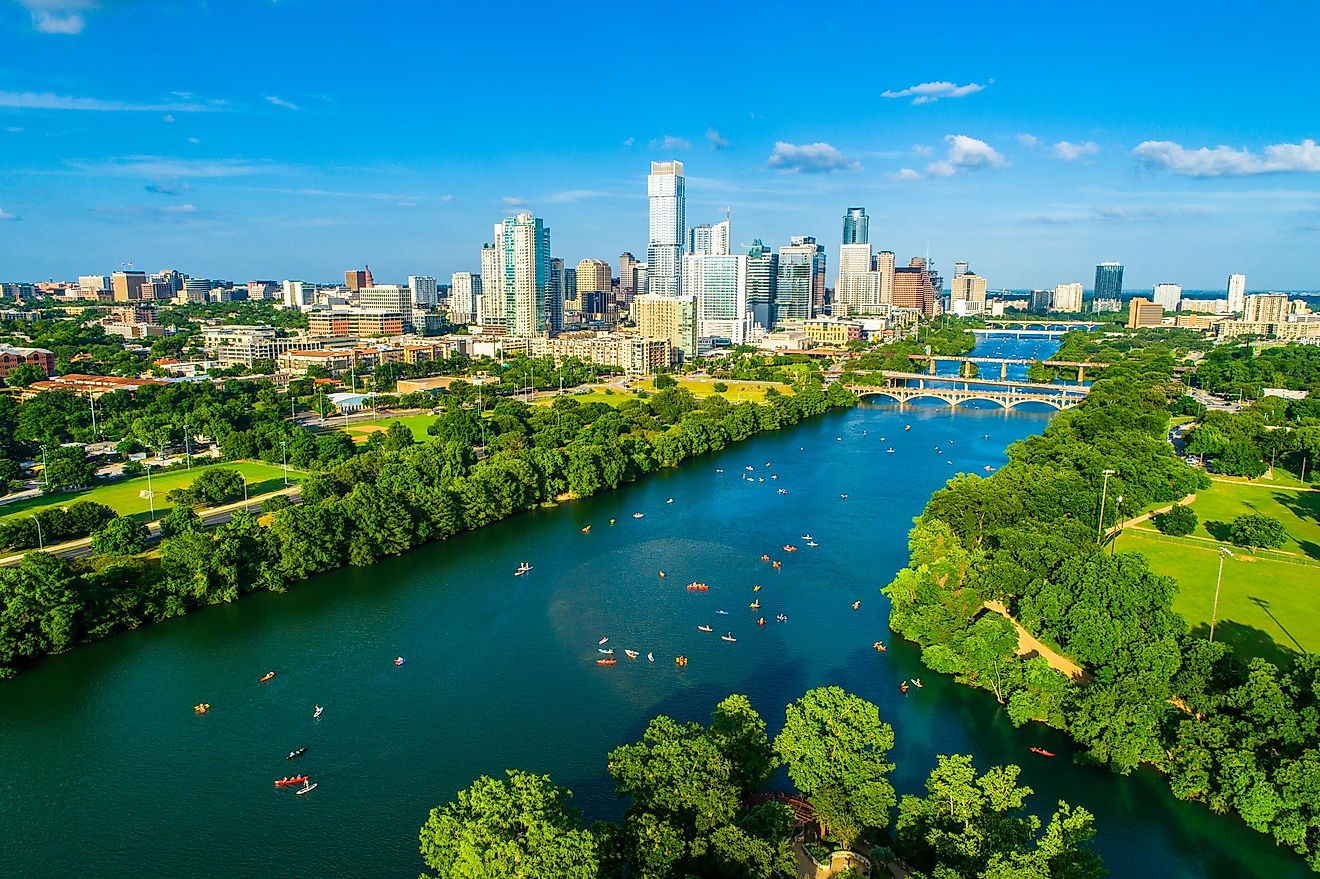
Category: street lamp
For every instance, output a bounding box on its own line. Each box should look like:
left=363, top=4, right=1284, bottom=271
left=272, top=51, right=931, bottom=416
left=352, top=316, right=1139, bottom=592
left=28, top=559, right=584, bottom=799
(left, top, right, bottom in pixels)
left=145, top=462, right=155, bottom=518
left=280, top=439, right=289, bottom=487
left=1209, top=547, right=1234, bottom=642
left=1110, top=495, right=1124, bottom=555
left=1096, top=468, right=1116, bottom=544
left=41, top=444, right=49, bottom=489
left=31, top=514, right=43, bottom=550
left=182, top=420, right=191, bottom=470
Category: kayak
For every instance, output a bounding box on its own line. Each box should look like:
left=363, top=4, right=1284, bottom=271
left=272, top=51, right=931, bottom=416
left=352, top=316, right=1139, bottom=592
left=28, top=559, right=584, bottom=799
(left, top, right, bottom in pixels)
left=258, top=672, right=276, bottom=683
left=286, top=746, right=307, bottom=760
left=275, top=775, right=309, bottom=788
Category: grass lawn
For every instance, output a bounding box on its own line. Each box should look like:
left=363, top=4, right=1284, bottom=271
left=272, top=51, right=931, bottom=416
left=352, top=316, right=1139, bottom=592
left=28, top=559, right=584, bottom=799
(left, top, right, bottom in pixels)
left=546, top=389, right=633, bottom=407
left=633, top=378, right=793, bottom=403
left=1117, top=529, right=1319, bottom=665
left=1177, top=479, right=1320, bottom=559
left=339, top=413, right=437, bottom=443
left=0, top=460, right=297, bottom=525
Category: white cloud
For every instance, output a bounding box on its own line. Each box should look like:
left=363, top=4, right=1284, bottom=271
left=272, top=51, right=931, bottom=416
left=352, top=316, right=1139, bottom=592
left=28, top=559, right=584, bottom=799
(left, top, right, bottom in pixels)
left=766, top=141, right=862, bottom=174
left=1133, top=139, right=1320, bottom=177
left=706, top=128, right=730, bottom=149
left=1022, top=204, right=1208, bottom=225
left=161, top=113, right=175, bottom=123
left=0, top=207, right=20, bottom=220
left=185, top=136, right=199, bottom=144
left=891, top=168, right=924, bottom=181
left=72, top=155, right=287, bottom=178
left=15, top=0, right=97, bottom=34
left=924, top=134, right=1008, bottom=177
left=5, top=126, right=22, bottom=133
left=911, top=144, right=933, bottom=156
left=438, top=194, right=455, bottom=203
left=1052, top=140, right=1101, bottom=161
left=650, top=134, right=691, bottom=151
left=0, top=89, right=210, bottom=112
left=396, top=201, right=417, bottom=208
left=882, top=80, right=989, bottom=105
left=1016, top=133, right=1040, bottom=148
left=264, top=95, right=299, bottom=111
left=622, top=136, right=634, bottom=147
left=161, top=203, right=196, bottom=214
left=501, top=196, right=527, bottom=207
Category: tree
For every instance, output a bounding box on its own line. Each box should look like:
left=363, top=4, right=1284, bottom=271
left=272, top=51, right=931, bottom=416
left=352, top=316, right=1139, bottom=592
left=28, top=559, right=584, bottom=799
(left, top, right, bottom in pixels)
left=90, top=516, right=149, bottom=556
left=158, top=504, right=202, bottom=538
left=418, top=770, right=597, bottom=879
left=712, top=381, right=729, bottom=393
left=1229, top=513, right=1287, bottom=550
left=653, top=372, right=678, bottom=390
left=0, top=552, right=83, bottom=675
left=4, top=361, right=47, bottom=388
left=42, top=446, right=94, bottom=493
left=1152, top=503, right=1197, bottom=537
left=774, top=687, right=896, bottom=841
left=709, top=694, right=779, bottom=794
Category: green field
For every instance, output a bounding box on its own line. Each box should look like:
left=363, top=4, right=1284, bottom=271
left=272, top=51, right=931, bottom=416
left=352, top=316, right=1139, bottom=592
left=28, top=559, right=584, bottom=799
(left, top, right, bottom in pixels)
left=0, top=461, right=297, bottom=525
left=553, top=390, right=632, bottom=407
left=339, top=413, right=437, bottom=442
left=1117, top=529, right=1319, bottom=664
left=1119, top=478, right=1320, bottom=664
left=633, top=378, right=794, bottom=402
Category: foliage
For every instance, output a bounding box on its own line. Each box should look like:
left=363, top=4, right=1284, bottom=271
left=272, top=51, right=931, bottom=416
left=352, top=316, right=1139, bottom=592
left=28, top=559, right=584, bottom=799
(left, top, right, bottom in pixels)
left=1152, top=503, right=1197, bottom=537
left=164, top=467, right=247, bottom=508
left=90, top=516, right=150, bottom=556
left=4, top=361, right=47, bottom=387
left=1228, top=513, right=1287, bottom=549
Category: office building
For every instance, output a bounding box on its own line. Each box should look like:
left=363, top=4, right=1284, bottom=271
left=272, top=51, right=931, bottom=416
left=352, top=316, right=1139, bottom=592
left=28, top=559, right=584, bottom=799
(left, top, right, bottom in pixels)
left=111, top=270, right=147, bottom=302
left=1127, top=297, right=1164, bottom=329
left=449, top=272, right=480, bottom=324
left=360, top=284, right=412, bottom=315
left=499, top=213, right=553, bottom=336
left=1094, top=262, right=1123, bottom=302
left=575, top=259, right=610, bottom=321
left=776, top=236, right=826, bottom=321
left=247, top=281, right=279, bottom=300
left=1029, top=289, right=1053, bottom=312
left=1227, top=273, right=1247, bottom=314
left=0, top=345, right=55, bottom=380
left=689, top=224, right=713, bottom=256
left=953, top=260, right=969, bottom=281
left=479, top=241, right=504, bottom=328
left=893, top=257, right=938, bottom=316
left=842, top=207, right=868, bottom=245
left=949, top=273, right=988, bottom=315
left=618, top=252, right=639, bottom=302
left=634, top=292, right=697, bottom=359
left=78, top=275, right=109, bottom=297
left=745, top=240, right=777, bottom=329
left=182, top=278, right=211, bottom=303
left=1052, top=282, right=1084, bottom=313
left=646, top=161, right=685, bottom=298
left=710, top=218, right=731, bottom=257
left=548, top=258, right=565, bottom=334
left=281, top=280, right=315, bottom=309
left=408, top=276, right=438, bottom=309
left=1153, top=283, right=1183, bottom=311
left=345, top=268, right=374, bottom=292
left=684, top=252, right=753, bottom=350
left=874, top=251, right=895, bottom=306
left=563, top=267, right=577, bottom=319
left=1244, top=293, right=1289, bottom=325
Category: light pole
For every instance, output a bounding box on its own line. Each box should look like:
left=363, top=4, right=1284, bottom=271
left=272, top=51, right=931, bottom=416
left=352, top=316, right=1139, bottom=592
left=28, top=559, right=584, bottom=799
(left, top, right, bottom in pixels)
left=183, top=421, right=191, bottom=470
left=41, top=444, right=49, bottom=489
left=280, top=439, right=289, bottom=487
left=145, top=462, right=155, bottom=518
left=1209, top=547, right=1234, bottom=642
left=31, top=514, right=42, bottom=550
left=1110, top=495, right=1124, bottom=555
left=1096, top=469, right=1116, bottom=544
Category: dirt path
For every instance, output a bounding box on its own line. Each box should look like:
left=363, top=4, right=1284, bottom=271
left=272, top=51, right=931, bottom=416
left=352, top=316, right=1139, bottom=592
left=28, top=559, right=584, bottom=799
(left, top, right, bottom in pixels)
left=1114, top=493, right=1196, bottom=533
left=982, top=600, right=1091, bottom=684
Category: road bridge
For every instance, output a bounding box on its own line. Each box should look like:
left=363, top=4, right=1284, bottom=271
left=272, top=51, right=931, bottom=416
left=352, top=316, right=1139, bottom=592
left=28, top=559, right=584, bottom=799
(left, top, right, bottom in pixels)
left=848, top=371, right=1089, bottom=411
left=908, top=353, right=1098, bottom=381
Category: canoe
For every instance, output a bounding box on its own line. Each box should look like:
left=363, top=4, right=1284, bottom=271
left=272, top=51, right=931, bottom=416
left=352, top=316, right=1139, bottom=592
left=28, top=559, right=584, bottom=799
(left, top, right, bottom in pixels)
left=275, top=775, right=308, bottom=787
left=596, top=658, right=617, bottom=666
left=259, top=672, right=276, bottom=683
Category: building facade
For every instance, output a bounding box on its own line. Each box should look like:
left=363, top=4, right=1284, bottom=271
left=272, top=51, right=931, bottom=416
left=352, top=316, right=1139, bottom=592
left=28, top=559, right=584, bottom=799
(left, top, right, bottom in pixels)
left=646, top=161, right=685, bottom=298
left=776, top=237, right=825, bottom=322
left=500, top=213, right=553, bottom=336
left=1227, top=273, right=1247, bottom=314
left=1244, top=293, right=1289, bottom=325
left=842, top=207, right=868, bottom=245
left=449, top=272, right=480, bottom=324
left=1152, top=283, right=1183, bottom=311
left=407, top=275, right=438, bottom=309
left=1126, top=297, right=1164, bottom=329
left=745, top=240, right=778, bottom=329
left=1094, top=262, right=1124, bottom=302
left=1051, top=282, right=1084, bottom=313
left=634, top=293, right=697, bottom=360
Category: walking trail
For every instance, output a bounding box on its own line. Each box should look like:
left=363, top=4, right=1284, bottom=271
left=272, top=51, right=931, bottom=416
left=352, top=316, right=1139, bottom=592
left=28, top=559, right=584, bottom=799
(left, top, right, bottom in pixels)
left=982, top=600, right=1090, bottom=684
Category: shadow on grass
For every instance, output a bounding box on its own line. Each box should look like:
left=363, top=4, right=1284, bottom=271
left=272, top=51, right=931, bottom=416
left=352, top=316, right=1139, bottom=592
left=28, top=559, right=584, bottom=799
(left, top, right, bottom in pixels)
left=1273, top=490, right=1320, bottom=561
left=1204, top=520, right=1233, bottom=542
left=1187, top=618, right=1301, bottom=667
left=122, top=476, right=292, bottom=523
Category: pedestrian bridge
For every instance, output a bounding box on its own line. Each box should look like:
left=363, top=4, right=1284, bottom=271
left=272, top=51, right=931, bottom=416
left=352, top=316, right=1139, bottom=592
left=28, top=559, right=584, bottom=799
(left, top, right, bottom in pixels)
left=848, top=372, right=1089, bottom=411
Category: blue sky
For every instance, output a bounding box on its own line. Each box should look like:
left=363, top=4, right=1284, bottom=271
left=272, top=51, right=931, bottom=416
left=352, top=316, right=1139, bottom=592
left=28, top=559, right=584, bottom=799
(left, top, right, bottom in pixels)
left=1, top=0, right=1319, bottom=291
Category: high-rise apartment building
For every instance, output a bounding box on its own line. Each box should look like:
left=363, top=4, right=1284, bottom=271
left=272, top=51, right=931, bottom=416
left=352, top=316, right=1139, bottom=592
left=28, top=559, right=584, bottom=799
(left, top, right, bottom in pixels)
left=479, top=238, right=505, bottom=328
left=949, top=273, right=988, bottom=315
left=548, top=258, right=565, bottom=334
left=634, top=293, right=697, bottom=359
left=407, top=276, right=438, bottom=309
left=1152, top=283, right=1183, bottom=311
left=710, top=218, right=731, bottom=257
left=646, top=161, right=685, bottom=298
left=874, top=251, right=895, bottom=306
left=576, top=259, right=612, bottom=299
left=1244, top=293, right=1289, bottom=325
left=1052, top=282, right=1084, bottom=313
left=499, top=213, right=553, bottom=336
left=745, top=241, right=778, bottom=329
left=776, top=237, right=826, bottom=322
left=1094, top=262, right=1124, bottom=302
left=1227, top=273, right=1247, bottom=314
left=449, top=272, right=480, bottom=324
left=842, top=207, right=869, bottom=245
left=836, top=242, right=880, bottom=316
left=893, top=257, right=937, bottom=316
left=618, top=252, right=638, bottom=302
left=689, top=224, right=713, bottom=256
left=684, top=253, right=752, bottom=350
left=111, top=270, right=147, bottom=302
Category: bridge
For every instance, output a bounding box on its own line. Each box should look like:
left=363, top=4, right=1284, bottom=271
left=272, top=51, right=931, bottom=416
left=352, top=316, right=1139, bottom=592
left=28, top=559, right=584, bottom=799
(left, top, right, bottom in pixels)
left=848, top=371, right=1090, bottom=411
left=908, top=354, right=1098, bottom=381
left=984, top=320, right=1105, bottom=330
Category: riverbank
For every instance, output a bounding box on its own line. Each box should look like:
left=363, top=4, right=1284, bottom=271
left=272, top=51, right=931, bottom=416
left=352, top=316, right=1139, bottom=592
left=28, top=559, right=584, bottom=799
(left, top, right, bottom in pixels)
left=0, top=383, right=857, bottom=678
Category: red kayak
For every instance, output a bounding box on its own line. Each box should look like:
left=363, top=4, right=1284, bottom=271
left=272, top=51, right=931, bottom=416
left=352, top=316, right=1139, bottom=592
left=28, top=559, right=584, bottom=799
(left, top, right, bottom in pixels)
left=1028, top=747, right=1056, bottom=758
left=275, top=775, right=309, bottom=787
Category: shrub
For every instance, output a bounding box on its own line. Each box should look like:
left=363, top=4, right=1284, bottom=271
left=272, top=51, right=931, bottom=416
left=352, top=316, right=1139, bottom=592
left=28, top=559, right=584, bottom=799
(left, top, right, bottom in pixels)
left=1152, top=503, right=1197, bottom=537
left=712, top=382, right=729, bottom=393
left=90, top=516, right=150, bottom=556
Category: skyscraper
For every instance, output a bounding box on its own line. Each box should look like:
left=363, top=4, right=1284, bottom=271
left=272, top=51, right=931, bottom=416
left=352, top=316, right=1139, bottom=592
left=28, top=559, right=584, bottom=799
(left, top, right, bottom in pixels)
left=646, top=161, right=685, bottom=298
left=689, top=224, right=713, bottom=256
left=710, top=217, right=731, bottom=257
left=576, top=258, right=612, bottom=322
left=407, top=275, right=438, bottom=309
left=449, top=272, right=480, bottom=324
left=835, top=241, right=879, bottom=315
left=479, top=238, right=504, bottom=327
left=776, top=237, right=826, bottom=321
left=548, top=258, right=565, bottom=334
left=684, top=252, right=752, bottom=350
left=1152, top=283, right=1182, bottom=311
left=635, top=293, right=697, bottom=359
left=874, top=251, right=895, bottom=306
left=345, top=268, right=373, bottom=292
left=842, top=207, right=868, bottom=245
left=1244, top=293, right=1288, bottom=325
left=1094, top=262, right=1124, bottom=302
left=1227, top=273, right=1247, bottom=314
left=893, top=257, right=937, bottom=316
left=949, top=273, right=988, bottom=315
left=500, top=213, right=552, bottom=336
left=953, top=260, right=969, bottom=280
left=1051, top=282, right=1084, bottom=313
left=745, top=240, right=778, bottom=329
left=618, top=252, right=639, bottom=302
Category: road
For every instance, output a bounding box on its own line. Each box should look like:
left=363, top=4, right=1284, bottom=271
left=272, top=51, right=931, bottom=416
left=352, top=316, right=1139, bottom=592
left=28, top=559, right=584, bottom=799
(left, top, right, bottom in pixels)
left=0, top=485, right=302, bottom=568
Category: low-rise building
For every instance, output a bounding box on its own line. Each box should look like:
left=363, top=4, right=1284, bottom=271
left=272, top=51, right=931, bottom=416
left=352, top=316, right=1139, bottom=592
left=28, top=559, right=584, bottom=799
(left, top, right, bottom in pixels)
left=528, top=332, right=673, bottom=375
left=278, top=349, right=358, bottom=376
left=0, top=345, right=55, bottom=379
left=1126, top=297, right=1165, bottom=329
left=801, top=318, right=862, bottom=347
left=27, top=373, right=164, bottom=396
left=307, top=310, right=408, bottom=337
left=201, top=324, right=326, bottom=366
left=758, top=330, right=812, bottom=351
left=1214, top=320, right=1274, bottom=340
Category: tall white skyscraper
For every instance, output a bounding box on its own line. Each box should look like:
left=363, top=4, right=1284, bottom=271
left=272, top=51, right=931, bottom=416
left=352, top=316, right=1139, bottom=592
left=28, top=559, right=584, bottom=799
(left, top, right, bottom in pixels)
left=1153, top=283, right=1183, bottom=311
left=478, top=236, right=504, bottom=327
left=1051, top=282, right=1084, bottom=313
left=407, top=275, right=437, bottom=309
left=684, top=252, right=753, bottom=351
left=281, top=279, right=314, bottom=309
left=647, top=161, right=685, bottom=297
left=710, top=217, right=731, bottom=256
left=449, top=272, right=480, bottom=324
left=1227, top=273, right=1247, bottom=314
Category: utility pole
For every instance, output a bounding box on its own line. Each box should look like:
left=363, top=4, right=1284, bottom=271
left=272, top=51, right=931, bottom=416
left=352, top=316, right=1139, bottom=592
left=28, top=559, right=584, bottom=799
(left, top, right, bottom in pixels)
left=1110, top=495, right=1123, bottom=555
left=146, top=462, right=155, bottom=518
left=183, top=421, right=191, bottom=470
left=41, top=444, right=49, bottom=489
left=1096, top=468, right=1116, bottom=544
left=89, top=395, right=98, bottom=440
left=31, top=515, right=42, bottom=550
left=1209, top=547, right=1234, bottom=642
left=280, top=439, right=289, bottom=487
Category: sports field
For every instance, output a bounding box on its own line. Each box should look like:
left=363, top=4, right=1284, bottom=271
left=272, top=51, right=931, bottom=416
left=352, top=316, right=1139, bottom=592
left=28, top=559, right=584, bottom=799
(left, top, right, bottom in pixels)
left=632, top=378, right=794, bottom=402
left=0, top=461, right=297, bottom=525
left=339, top=413, right=437, bottom=443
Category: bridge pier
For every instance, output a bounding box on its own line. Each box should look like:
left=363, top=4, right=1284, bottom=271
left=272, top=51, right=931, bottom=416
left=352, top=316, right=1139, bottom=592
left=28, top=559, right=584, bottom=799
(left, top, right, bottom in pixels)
left=1077, top=365, right=1084, bottom=382
left=1000, top=361, right=1008, bottom=380
left=927, top=359, right=936, bottom=375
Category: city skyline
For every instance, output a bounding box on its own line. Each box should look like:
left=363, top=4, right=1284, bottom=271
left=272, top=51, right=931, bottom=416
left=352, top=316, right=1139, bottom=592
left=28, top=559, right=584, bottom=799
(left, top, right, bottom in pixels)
left=1, top=1, right=1319, bottom=288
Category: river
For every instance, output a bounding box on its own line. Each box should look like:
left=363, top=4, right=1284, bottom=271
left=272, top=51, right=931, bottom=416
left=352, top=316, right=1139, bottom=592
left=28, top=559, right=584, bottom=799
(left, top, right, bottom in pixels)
left=0, top=336, right=1304, bottom=878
